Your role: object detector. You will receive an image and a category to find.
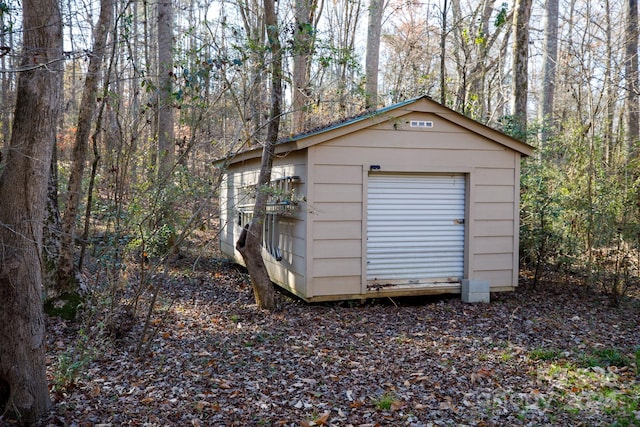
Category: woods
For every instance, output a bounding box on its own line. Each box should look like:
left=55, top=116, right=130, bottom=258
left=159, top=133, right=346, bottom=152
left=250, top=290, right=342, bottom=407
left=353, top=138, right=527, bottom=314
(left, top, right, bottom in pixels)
left=0, top=0, right=639, bottom=424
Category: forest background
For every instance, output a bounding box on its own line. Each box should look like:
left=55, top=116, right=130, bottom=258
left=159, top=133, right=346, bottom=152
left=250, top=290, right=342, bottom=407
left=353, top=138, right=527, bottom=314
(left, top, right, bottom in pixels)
left=0, top=0, right=639, bottom=423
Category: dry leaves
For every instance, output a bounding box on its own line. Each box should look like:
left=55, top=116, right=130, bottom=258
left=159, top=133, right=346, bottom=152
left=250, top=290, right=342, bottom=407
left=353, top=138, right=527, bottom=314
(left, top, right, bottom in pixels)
left=37, top=263, right=640, bottom=427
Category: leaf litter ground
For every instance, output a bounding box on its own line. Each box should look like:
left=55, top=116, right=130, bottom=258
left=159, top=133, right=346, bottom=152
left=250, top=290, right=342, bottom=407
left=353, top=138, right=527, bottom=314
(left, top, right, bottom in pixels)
left=37, top=261, right=640, bottom=427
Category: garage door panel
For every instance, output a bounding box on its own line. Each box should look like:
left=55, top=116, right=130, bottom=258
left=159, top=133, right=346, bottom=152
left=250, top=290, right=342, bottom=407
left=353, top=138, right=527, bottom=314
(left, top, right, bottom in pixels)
left=366, top=174, right=465, bottom=283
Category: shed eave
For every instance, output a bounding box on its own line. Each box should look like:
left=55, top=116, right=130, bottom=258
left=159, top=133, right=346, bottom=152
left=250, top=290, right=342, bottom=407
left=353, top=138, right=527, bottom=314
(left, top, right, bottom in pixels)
left=215, top=95, right=535, bottom=168
left=214, top=140, right=298, bottom=168
left=283, top=96, right=535, bottom=157
left=433, top=111, right=535, bottom=157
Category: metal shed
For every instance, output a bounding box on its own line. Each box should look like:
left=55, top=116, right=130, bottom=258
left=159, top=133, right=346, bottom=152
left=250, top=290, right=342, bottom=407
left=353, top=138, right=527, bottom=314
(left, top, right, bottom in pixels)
left=218, top=96, right=534, bottom=302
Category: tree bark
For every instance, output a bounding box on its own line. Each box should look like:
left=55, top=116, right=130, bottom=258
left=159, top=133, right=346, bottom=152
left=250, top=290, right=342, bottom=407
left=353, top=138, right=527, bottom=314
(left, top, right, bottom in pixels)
left=43, top=148, right=62, bottom=295
left=539, top=0, right=559, bottom=150
left=604, top=0, right=616, bottom=164
left=291, top=0, right=323, bottom=133
left=236, top=0, right=282, bottom=311
left=510, top=0, right=532, bottom=137
left=237, top=0, right=267, bottom=144
left=439, top=0, right=448, bottom=105
left=625, top=0, right=639, bottom=158
left=57, top=0, right=114, bottom=299
left=0, top=7, right=15, bottom=146
left=157, top=0, right=175, bottom=181
left=365, top=0, right=384, bottom=110
left=0, top=0, right=63, bottom=421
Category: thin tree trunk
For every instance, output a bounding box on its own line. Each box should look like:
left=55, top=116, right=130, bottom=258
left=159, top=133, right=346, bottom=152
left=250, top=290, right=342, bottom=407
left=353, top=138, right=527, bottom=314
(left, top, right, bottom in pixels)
left=365, top=0, right=384, bottom=110
left=511, top=0, right=532, bottom=137
left=0, top=8, right=14, bottom=146
left=0, top=0, right=63, bottom=421
left=79, top=28, right=120, bottom=271
left=236, top=0, right=282, bottom=311
left=451, top=0, right=467, bottom=113
left=57, top=0, right=114, bottom=297
left=43, top=148, right=62, bottom=295
left=604, top=0, right=616, bottom=164
left=157, top=0, right=175, bottom=182
left=439, top=0, right=448, bottom=105
left=237, top=0, right=266, bottom=144
left=625, top=0, right=639, bottom=159
left=539, top=0, right=559, bottom=150
left=291, top=0, right=322, bottom=132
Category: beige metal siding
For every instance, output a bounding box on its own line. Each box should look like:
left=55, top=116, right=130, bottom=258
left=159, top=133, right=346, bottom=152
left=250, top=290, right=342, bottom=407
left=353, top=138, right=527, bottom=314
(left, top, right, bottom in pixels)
left=219, top=154, right=309, bottom=297
left=473, top=166, right=519, bottom=288
left=307, top=160, right=364, bottom=296
left=306, top=114, right=521, bottom=298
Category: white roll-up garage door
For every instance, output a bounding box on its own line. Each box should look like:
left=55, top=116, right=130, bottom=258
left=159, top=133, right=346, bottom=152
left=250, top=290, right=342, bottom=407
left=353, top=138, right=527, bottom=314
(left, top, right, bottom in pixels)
left=366, top=174, right=465, bottom=285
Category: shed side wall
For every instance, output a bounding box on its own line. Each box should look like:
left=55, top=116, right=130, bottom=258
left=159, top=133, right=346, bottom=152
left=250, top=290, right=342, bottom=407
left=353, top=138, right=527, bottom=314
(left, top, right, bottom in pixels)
left=219, top=151, right=309, bottom=297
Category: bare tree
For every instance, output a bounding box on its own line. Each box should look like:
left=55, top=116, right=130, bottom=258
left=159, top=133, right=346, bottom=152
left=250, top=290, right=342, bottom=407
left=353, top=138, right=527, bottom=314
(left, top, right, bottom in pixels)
left=0, top=0, right=63, bottom=421
left=0, top=3, right=16, bottom=146
left=625, top=0, right=639, bottom=158
left=291, top=0, right=323, bottom=132
left=511, top=0, right=533, bottom=136
left=381, top=0, right=440, bottom=103
left=57, top=0, right=114, bottom=301
left=439, top=0, right=448, bottom=105
left=236, top=0, right=283, bottom=311
left=237, top=0, right=267, bottom=144
left=538, top=0, right=559, bottom=149
left=450, top=0, right=511, bottom=119
left=365, top=0, right=384, bottom=110
left=603, top=0, right=616, bottom=163
left=318, top=0, right=363, bottom=116
left=157, top=0, right=175, bottom=181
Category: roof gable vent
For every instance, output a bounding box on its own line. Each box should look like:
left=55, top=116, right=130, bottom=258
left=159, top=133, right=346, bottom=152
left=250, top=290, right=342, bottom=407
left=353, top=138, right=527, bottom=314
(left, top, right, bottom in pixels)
left=409, top=120, right=434, bottom=128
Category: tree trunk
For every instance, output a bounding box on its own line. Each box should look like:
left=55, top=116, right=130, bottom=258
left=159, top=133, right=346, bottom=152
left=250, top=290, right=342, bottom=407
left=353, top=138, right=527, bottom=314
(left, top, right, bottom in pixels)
left=56, top=0, right=114, bottom=302
left=604, top=0, right=616, bottom=164
left=510, top=0, right=532, bottom=137
left=157, top=0, right=175, bottom=181
left=365, top=0, right=384, bottom=110
left=237, top=0, right=267, bottom=145
left=291, top=0, right=322, bottom=133
left=0, top=7, right=15, bottom=147
left=0, top=0, right=63, bottom=422
left=439, top=0, right=448, bottom=105
left=451, top=0, right=467, bottom=113
left=539, top=0, right=559, bottom=150
left=236, top=0, right=282, bottom=311
left=625, top=0, right=639, bottom=159
left=43, top=148, right=62, bottom=295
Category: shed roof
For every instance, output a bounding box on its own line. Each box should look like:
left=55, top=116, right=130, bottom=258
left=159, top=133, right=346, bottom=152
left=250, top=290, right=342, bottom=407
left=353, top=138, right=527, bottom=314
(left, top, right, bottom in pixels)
left=219, top=95, right=535, bottom=166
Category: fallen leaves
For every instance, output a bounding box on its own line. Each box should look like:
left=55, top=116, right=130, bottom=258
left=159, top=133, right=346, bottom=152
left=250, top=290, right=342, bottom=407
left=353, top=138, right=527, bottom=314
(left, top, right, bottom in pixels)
left=301, top=410, right=330, bottom=426
left=40, top=265, right=640, bottom=427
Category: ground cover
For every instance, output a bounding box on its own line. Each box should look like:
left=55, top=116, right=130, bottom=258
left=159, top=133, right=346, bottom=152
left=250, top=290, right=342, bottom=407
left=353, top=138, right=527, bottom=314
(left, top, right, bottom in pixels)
left=33, top=262, right=640, bottom=427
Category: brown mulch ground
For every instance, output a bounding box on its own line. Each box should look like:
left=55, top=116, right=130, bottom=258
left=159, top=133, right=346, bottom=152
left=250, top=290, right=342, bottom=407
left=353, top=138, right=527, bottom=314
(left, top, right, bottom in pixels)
left=34, top=259, right=640, bottom=427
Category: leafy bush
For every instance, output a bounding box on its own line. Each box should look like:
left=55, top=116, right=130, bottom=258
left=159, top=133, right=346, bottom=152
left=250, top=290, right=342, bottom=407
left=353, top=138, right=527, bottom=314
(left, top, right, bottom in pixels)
left=520, top=131, right=640, bottom=305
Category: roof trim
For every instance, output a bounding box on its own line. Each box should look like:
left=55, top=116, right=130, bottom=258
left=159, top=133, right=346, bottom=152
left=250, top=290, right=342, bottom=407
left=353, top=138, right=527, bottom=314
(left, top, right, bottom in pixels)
left=217, top=95, right=535, bottom=167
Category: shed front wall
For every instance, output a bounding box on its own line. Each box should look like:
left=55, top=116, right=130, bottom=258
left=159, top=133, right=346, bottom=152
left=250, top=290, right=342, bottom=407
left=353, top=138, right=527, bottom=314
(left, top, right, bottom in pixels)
left=305, top=112, right=521, bottom=300
left=219, top=151, right=309, bottom=298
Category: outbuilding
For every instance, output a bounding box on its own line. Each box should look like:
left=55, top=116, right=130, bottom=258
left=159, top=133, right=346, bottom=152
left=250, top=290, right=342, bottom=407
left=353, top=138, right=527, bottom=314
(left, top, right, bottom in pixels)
left=218, top=96, right=534, bottom=302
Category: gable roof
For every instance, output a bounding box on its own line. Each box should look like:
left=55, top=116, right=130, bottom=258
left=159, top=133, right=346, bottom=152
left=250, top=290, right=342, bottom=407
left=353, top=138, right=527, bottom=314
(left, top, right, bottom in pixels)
left=220, top=95, right=535, bottom=165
